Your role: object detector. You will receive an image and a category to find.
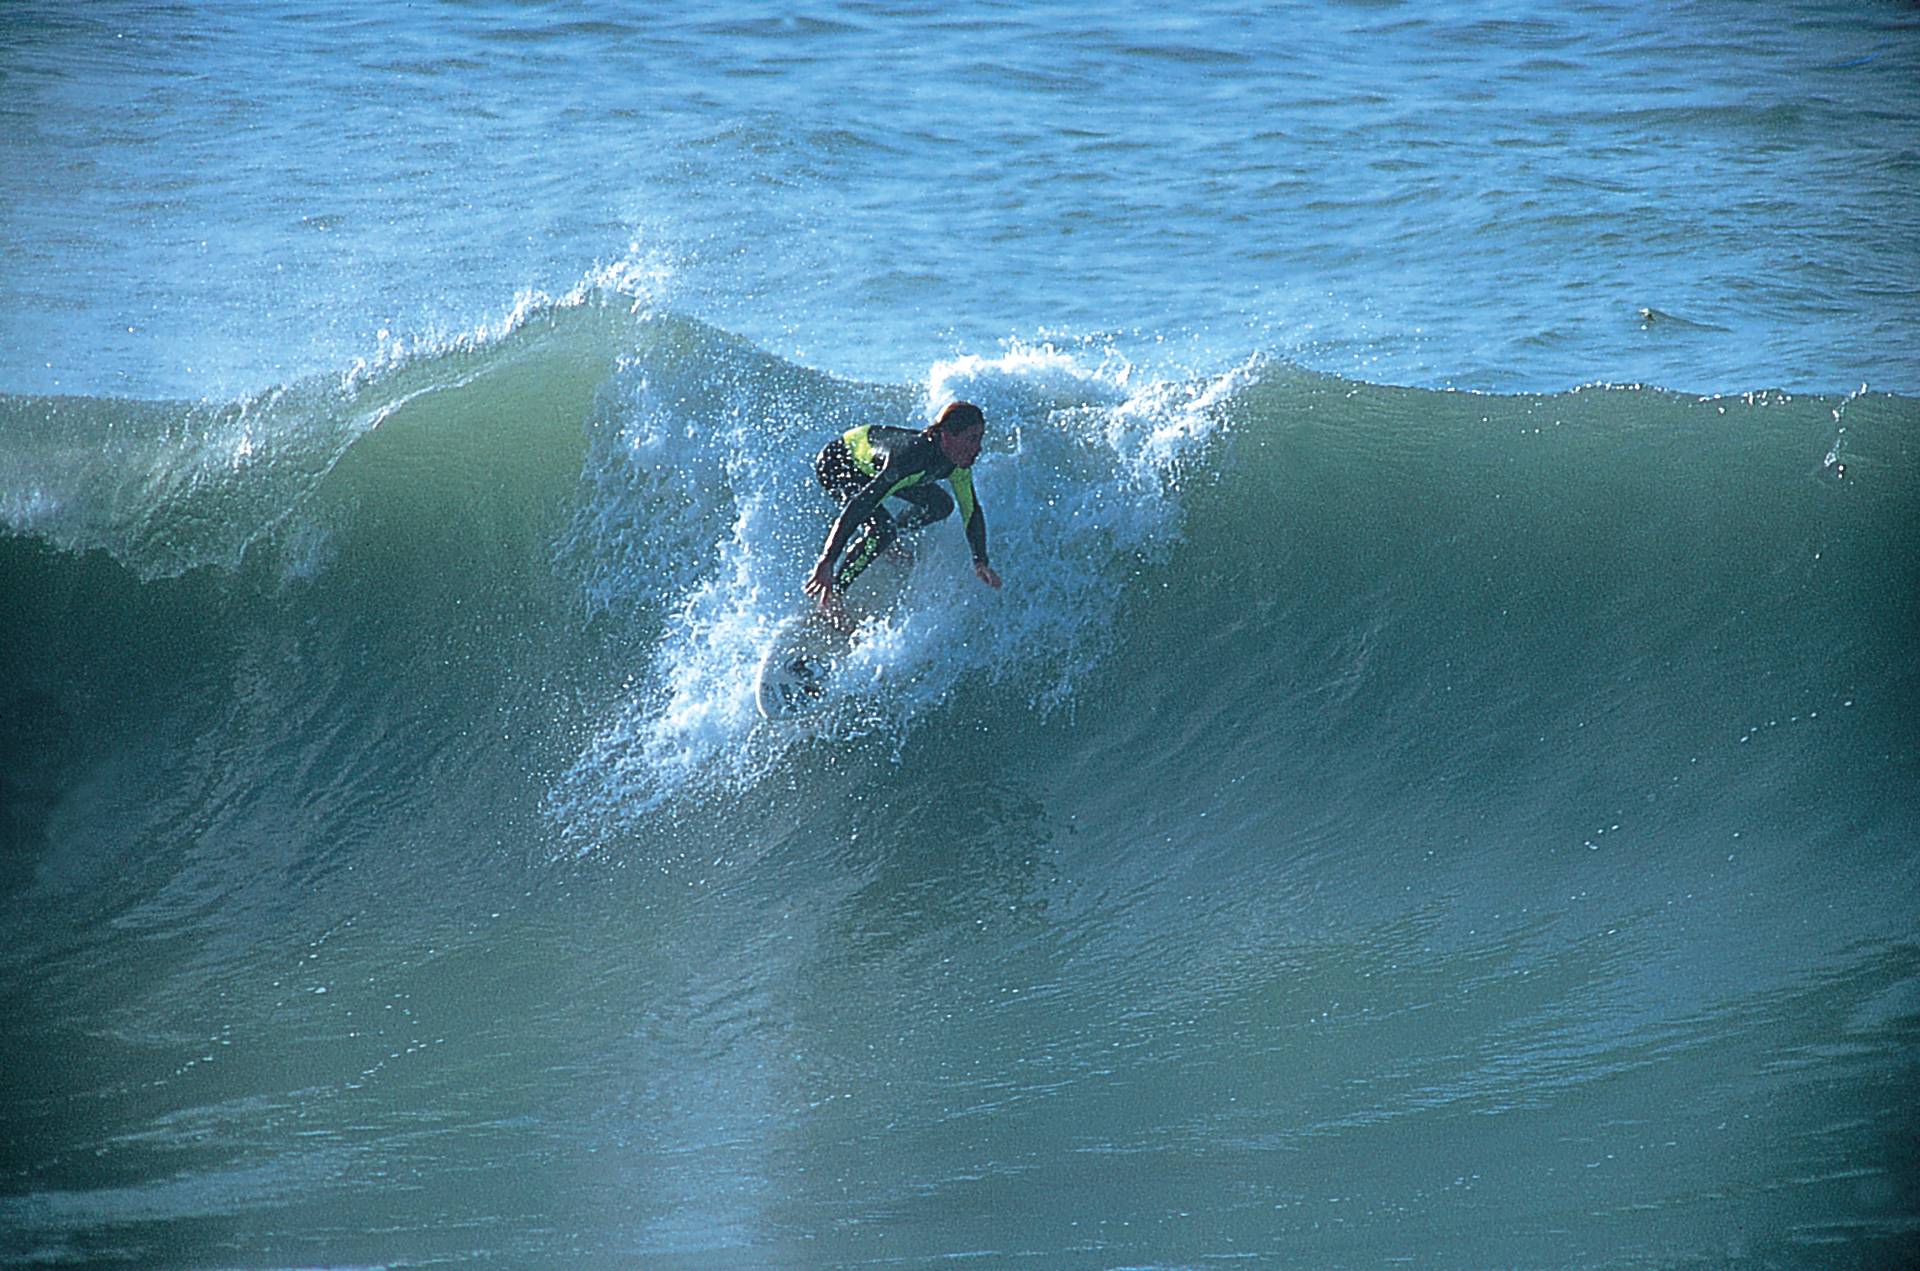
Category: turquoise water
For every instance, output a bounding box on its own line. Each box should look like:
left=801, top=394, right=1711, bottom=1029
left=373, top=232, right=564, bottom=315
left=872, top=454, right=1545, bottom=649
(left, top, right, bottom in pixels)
left=4, top=3, right=1919, bottom=1267
left=6, top=1, right=1918, bottom=397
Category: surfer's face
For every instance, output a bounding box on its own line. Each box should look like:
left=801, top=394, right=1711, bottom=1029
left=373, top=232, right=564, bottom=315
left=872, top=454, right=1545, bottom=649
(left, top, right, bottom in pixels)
left=939, top=424, right=984, bottom=467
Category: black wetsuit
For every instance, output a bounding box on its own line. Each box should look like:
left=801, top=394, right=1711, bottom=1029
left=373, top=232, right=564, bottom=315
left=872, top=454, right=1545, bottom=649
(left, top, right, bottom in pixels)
left=815, top=424, right=989, bottom=587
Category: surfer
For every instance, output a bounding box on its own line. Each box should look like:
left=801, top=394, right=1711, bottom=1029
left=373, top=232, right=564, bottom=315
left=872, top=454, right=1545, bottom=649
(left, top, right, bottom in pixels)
left=804, top=400, right=1002, bottom=619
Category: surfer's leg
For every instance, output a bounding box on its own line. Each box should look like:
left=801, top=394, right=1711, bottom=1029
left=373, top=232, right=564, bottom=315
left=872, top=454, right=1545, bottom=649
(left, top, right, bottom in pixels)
left=889, top=482, right=953, bottom=531
left=835, top=507, right=898, bottom=588
left=815, top=438, right=866, bottom=499
left=818, top=437, right=887, bottom=587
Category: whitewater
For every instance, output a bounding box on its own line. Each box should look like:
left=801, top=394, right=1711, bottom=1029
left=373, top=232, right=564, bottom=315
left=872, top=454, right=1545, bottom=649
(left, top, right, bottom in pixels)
left=4, top=2, right=1917, bottom=1267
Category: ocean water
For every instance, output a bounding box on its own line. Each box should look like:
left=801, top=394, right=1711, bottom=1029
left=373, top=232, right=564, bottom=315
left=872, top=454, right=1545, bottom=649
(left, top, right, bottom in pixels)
left=3, top=2, right=1917, bottom=1267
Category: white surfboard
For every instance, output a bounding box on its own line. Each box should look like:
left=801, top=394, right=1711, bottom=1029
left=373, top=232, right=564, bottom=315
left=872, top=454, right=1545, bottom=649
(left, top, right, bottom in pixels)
left=753, top=613, right=849, bottom=719
left=753, top=551, right=911, bottom=720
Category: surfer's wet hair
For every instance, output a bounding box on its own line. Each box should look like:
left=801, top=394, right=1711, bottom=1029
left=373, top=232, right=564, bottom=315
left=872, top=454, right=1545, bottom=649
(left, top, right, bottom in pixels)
left=929, top=400, right=984, bottom=436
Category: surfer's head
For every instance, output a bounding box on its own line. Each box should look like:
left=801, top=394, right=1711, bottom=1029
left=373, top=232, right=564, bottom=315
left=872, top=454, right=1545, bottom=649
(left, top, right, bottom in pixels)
left=930, top=400, right=985, bottom=466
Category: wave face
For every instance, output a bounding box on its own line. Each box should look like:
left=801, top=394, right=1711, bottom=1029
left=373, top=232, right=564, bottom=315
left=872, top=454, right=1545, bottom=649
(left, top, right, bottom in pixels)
left=3, top=310, right=1917, bottom=1266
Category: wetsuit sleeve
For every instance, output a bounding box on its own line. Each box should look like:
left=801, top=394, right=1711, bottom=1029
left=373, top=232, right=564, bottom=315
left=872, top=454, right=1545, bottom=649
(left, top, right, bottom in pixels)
left=818, top=470, right=896, bottom=572
left=951, top=466, right=988, bottom=565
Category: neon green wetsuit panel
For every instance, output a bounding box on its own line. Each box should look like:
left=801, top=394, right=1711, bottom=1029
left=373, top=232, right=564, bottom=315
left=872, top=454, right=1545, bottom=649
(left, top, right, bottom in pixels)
left=949, top=465, right=976, bottom=525
left=843, top=425, right=877, bottom=472
left=843, top=425, right=929, bottom=498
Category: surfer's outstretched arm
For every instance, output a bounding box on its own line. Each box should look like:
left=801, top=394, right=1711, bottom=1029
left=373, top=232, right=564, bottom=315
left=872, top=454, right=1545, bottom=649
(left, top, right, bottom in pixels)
left=803, top=557, right=837, bottom=604
left=806, top=475, right=892, bottom=609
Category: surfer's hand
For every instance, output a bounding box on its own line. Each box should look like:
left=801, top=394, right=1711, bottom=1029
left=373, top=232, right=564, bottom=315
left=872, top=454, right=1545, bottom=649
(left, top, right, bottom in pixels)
left=804, top=558, right=836, bottom=603
left=975, top=562, right=1002, bottom=590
